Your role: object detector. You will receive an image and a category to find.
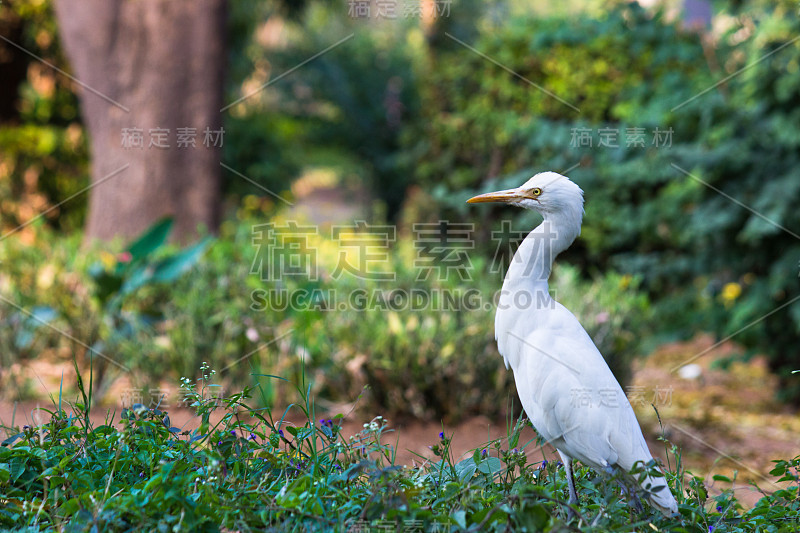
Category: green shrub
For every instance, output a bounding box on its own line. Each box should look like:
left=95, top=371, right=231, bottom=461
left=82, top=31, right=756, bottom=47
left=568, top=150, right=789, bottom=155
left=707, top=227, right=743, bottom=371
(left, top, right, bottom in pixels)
left=227, top=2, right=424, bottom=217
left=130, top=214, right=653, bottom=421
left=1, top=213, right=651, bottom=422
left=0, top=365, right=798, bottom=531
left=0, top=0, right=89, bottom=235
left=402, top=1, right=800, bottom=403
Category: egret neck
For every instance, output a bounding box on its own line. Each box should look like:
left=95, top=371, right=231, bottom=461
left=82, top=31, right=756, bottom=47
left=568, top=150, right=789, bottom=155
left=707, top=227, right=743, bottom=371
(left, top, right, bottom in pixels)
left=504, top=206, right=582, bottom=295
left=497, top=208, right=583, bottom=368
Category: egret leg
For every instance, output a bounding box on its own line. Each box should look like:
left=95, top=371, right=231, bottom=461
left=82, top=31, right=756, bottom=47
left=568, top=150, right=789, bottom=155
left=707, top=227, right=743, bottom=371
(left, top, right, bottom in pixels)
left=558, top=451, right=578, bottom=519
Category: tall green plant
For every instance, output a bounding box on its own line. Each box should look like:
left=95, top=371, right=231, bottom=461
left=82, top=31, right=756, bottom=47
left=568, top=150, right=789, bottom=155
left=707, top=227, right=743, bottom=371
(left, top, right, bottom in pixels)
left=84, top=217, right=213, bottom=396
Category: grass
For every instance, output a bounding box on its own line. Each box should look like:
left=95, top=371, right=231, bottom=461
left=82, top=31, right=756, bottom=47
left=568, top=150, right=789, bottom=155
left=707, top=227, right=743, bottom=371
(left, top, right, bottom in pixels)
left=1, top=362, right=798, bottom=532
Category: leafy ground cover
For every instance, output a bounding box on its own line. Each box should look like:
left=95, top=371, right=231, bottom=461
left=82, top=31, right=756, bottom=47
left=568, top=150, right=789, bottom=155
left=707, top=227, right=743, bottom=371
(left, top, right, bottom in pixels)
left=1, top=363, right=797, bottom=532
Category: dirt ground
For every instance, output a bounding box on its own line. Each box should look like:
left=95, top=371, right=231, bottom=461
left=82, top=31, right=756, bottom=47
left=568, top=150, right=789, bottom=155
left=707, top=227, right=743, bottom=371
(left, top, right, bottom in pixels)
left=2, top=335, right=797, bottom=509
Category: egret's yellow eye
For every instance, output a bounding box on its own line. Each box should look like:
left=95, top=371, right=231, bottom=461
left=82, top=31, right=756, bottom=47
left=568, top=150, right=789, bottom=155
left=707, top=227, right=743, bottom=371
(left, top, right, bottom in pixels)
left=529, top=187, right=542, bottom=197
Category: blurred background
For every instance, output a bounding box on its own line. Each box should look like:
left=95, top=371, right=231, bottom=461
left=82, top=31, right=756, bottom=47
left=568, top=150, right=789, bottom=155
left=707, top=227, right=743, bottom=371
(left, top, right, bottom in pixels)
left=0, top=0, right=798, bottom=505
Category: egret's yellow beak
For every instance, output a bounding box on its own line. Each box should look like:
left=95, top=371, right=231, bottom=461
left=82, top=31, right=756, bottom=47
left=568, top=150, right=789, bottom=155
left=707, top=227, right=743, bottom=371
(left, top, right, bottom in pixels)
left=466, top=188, right=523, bottom=204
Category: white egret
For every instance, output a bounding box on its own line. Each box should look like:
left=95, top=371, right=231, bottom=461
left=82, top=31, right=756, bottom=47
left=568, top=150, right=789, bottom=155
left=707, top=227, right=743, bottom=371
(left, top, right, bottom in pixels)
left=468, top=172, right=679, bottom=516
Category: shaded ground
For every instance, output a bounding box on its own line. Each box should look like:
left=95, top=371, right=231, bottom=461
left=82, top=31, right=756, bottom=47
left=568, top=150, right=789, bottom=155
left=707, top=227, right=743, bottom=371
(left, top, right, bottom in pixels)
left=629, top=334, right=800, bottom=507
left=287, top=169, right=370, bottom=225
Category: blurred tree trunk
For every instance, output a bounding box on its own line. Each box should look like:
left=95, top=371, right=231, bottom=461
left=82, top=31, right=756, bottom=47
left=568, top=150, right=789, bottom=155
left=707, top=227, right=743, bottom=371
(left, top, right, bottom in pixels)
left=53, top=0, right=226, bottom=242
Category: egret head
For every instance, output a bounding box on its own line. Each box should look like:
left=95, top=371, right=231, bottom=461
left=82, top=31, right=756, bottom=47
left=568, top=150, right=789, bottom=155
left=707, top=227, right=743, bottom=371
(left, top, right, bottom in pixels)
left=466, top=172, right=584, bottom=217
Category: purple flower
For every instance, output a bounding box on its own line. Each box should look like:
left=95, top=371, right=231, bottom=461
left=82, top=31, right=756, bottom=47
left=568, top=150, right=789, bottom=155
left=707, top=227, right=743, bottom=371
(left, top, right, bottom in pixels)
left=556, top=461, right=563, bottom=468
left=716, top=505, right=723, bottom=513
left=217, top=440, right=222, bottom=446
left=439, top=432, right=445, bottom=440
left=230, top=430, right=236, bottom=436
left=249, top=433, right=257, bottom=441
left=278, top=429, right=284, bottom=437
left=481, top=449, right=487, bottom=457
left=540, top=460, right=548, bottom=469
left=139, top=472, right=145, bottom=478
left=708, top=527, right=714, bottom=533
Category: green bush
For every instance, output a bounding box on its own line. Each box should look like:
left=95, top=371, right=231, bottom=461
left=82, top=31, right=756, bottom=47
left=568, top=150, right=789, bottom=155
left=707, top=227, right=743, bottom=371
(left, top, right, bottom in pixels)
left=0, top=215, right=650, bottom=422
left=226, top=2, right=424, bottom=217
left=0, top=365, right=798, bottom=531
left=0, top=0, right=89, bottom=235
left=402, top=1, right=800, bottom=403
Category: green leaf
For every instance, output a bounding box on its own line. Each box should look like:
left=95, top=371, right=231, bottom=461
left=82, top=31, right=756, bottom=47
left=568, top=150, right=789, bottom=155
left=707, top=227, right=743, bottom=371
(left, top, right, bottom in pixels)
left=127, top=217, right=173, bottom=261
left=477, top=457, right=502, bottom=476
left=118, top=265, right=155, bottom=297
left=88, top=266, right=124, bottom=306
left=451, top=510, right=467, bottom=529
left=59, top=497, right=80, bottom=516
left=472, top=448, right=482, bottom=465
left=1, top=433, right=24, bottom=447
left=769, top=464, right=786, bottom=476
left=455, top=457, right=477, bottom=482
left=150, top=236, right=213, bottom=283
left=9, top=459, right=26, bottom=481
left=519, top=503, right=549, bottom=529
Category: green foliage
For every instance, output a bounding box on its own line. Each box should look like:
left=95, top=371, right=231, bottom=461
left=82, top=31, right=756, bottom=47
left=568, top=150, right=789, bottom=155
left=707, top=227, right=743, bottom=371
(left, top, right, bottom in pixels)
left=678, top=1, right=800, bottom=402
left=87, top=217, right=213, bottom=310
left=403, top=1, right=800, bottom=403
left=5, top=0, right=799, bottom=408
left=0, top=216, right=648, bottom=421
left=0, top=0, right=88, bottom=234
left=0, top=219, right=211, bottom=399
left=0, top=365, right=798, bottom=531
left=406, top=2, right=710, bottom=195
left=221, top=1, right=302, bottom=201
left=83, top=218, right=213, bottom=396
left=226, top=2, right=424, bottom=216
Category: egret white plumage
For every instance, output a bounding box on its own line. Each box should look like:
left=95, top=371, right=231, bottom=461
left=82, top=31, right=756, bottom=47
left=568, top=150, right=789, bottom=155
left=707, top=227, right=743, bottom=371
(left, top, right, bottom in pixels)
left=468, top=172, right=679, bottom=516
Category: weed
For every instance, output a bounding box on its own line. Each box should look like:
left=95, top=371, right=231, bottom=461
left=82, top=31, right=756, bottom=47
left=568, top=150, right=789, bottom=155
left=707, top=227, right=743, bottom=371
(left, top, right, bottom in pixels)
left=1, top=364, right=797, bottom=531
